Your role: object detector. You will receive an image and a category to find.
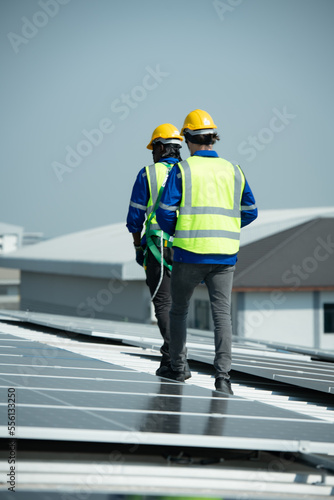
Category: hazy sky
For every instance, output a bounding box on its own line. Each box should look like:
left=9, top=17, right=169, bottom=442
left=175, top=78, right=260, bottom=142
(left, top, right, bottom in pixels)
left=1, top=0, right=334, bottom=238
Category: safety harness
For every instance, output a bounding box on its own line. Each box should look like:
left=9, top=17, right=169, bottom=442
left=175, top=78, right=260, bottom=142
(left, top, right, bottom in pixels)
left=144, top=163, right=174, bottom=300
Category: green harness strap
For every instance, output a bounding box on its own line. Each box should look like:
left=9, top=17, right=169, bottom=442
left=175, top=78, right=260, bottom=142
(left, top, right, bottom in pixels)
left=145, top=231, right=173, bottom=272
left=144, top=163, right=173, bottom=272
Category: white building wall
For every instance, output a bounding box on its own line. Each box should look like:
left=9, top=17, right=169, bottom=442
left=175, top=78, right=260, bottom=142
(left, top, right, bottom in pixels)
left=240, top=291, right=315, bottom=347
left=20, top=271, right=151, bottom=323
left=0, top=234, right=19, bottom=254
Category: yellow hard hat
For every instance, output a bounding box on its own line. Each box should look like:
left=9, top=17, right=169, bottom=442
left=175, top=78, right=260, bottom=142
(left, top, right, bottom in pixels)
left=146, top=123, right=183, bottom=150
left=181, top=109, right=217, bottom=136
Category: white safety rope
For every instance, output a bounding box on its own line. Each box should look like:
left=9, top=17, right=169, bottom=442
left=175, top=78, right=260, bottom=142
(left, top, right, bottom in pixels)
left=151, top=230, right=164, bottom=301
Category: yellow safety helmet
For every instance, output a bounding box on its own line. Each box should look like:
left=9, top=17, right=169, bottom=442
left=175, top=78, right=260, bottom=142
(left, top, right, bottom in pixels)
left=146, top=123, right=183, bottom=150
left=181, top=109, right=217, bottom=136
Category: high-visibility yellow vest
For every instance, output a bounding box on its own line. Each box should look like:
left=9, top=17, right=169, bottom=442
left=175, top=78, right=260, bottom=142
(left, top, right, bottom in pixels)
left=145, top=162, right=172, bottom=232
left=173, top=156, right=245, bottom=255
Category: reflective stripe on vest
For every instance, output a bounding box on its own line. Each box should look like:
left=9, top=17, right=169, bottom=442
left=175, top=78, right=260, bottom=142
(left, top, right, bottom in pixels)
left=173, top=157, right=245, bottom=254
left=145, top=163, right=170, bottom=231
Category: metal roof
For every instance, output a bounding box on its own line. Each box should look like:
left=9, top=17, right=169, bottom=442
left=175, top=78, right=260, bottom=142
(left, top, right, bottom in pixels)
left=240, top=206, right=334, bottom=246
left=0, top=222, right=23, bottom=235
left=0, top=223, right=145, bottom=280
left=234, top=217, right=334, bottom=289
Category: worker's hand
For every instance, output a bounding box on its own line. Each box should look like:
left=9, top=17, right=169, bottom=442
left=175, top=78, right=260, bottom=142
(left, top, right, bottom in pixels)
left=134, top=245, right=145, bottom=267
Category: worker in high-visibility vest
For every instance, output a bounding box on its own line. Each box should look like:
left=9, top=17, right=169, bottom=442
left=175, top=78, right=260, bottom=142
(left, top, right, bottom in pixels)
left=156, top=110, right=258, bottom=394
left=126, top=124, right=190, bottom=378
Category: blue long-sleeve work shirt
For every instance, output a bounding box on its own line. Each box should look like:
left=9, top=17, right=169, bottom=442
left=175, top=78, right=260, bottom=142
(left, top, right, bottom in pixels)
left=156, top=150, right=258, bottom=264
left=126, top=157, right=180, bottom=245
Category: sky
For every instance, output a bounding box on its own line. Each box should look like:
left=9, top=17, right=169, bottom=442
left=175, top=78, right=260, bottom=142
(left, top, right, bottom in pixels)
left=1, top=0, right=334, bottom=239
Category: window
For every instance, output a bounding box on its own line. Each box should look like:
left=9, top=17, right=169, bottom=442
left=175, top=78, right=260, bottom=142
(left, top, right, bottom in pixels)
left=324, top=304, right=334, bottom=333
left=194, top=300, right=210, bottom=330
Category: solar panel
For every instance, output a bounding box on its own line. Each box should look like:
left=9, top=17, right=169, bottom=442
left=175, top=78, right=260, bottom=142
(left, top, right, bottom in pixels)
left=0, top=329, right=333, bottom=455
left=1, top=310, right=333, bottom=395
left=108, top=336, right=334, bottom=395
left=188, top=349, right=334, bottom=394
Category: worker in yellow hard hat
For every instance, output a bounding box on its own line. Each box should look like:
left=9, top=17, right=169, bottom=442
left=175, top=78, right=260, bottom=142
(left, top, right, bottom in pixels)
left=180, top=108, right=218, bottom=136
left=156, top=109, right=258, bottom=394
left=126, top=123, right=190, bottom=378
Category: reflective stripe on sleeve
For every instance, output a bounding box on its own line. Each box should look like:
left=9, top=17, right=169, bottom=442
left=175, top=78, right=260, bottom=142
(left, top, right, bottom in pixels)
left=159, top=201, right=179, bottom=211
left=241, top=204, right=257, bottom=211
left=130, top=201, right=147, bottom=211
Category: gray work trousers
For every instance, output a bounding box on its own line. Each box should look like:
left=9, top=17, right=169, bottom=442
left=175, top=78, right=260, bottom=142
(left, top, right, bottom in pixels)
left=169, top=262, right=235, bottom=379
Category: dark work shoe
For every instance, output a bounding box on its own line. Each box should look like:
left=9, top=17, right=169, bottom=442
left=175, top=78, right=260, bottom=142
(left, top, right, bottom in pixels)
left=156, top=364, right=186, bottom=382
left=155, top=364, right=170, bottom=377
left=215, top=377, right=234, bottom=395
left=156, top=362, right=191, bottom=380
